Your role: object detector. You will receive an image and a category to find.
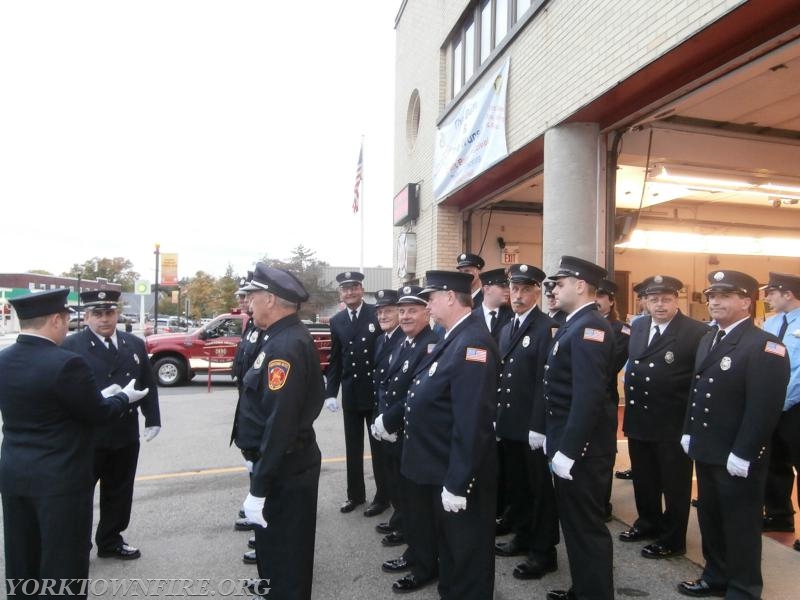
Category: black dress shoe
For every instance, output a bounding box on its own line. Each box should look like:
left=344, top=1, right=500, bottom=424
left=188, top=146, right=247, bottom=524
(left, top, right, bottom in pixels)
left=364, top=501, right=389, bottom=517
left=676, top=578, right=726, bottom=597
left=641, top=542, right=685, bottom=559
left=234, top=517, right=255, bottom=531
left=382, top=532, right=406, bottom=547
left=762, top=516, right=795, bottom=532
left=248, top=536, right=256, bottom=549
left=340, top=499, right=365, bottom=513
left=97, top=543, right=141, bottom=560
left=619, top=526, right=654, bottom=542
left=376, top=521, right=394, bottom=534
left=495, top=517, right=511, bottom=536
left=242, top=549, right=257, bottom=565
left=512, top=555, right=558, bottom=579
left=546, top=590, right=576, bottom=600
left=382, top=557, right=411, bottom=573
left=392, top=574, right=434, bottom=594
left=794, top=539, right=800, bottom=552
left=615, top=468, right=633, bottom=480
left=494, top=538, right=530, bottom=557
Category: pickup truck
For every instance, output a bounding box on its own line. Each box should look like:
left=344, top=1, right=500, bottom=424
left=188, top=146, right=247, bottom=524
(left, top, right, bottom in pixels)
left=144, top=310, right=331, bottom=387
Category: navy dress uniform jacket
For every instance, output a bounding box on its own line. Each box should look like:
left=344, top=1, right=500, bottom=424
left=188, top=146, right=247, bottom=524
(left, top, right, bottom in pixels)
left=623, top=312, right=708, bottom=442
left=684, top=320, right=789, bottom=466
left=472, top=304, right=514, bottom=345
left=325, top=303, right=381, bottom=411
left=378, top=326, right=438, bottom=456
left=544, top=304, right=616, bottom=461
left=496, top=307, right=559, bottom=441
left=401, top=315, right=498, bottom=496
left=0, top=335, right=129, bottom=496
left=373, top=327, right=404, bottom=410
left=62, top=329, right=160, bottom=449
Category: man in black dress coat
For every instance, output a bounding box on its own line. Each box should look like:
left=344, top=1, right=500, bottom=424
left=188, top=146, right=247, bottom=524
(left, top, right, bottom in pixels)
left=472, top=268, right=513, bottom=344
left=62, top=289, right=160, bottom=560
left=236, top=264, right=325, bottom=600
left=323, top=271, right=385, bottom=514
left=619, top=275, right=707, bottom=559
left=0, top=289, right=148, bottom=599
left=400, top=270, right=498, bottom=600
left=371, top=285, right=439, bottom=583
left=677, top=270, right=789, bottom=600
left=542, top=256, right=617, bottom=600
left=494, top=264, right=561, bottom=580
left=543, top=280, right=567, bottom=324
left=456, top=252, right=485, bottom=309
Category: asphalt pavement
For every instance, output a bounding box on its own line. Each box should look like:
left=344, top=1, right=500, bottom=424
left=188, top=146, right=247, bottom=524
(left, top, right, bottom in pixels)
left=0, top=369, right=797, bottom=598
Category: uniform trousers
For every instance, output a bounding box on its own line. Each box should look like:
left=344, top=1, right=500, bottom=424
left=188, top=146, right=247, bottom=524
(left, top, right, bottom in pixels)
left=500, top=439, right=559, bottom=557
left=343, top=408, right=387, bottom=504
left=628, top=437, right=693, bottom=550
left=3, top=490, right=93, bottom=598
left=383, top=449, right=405, bottom=535
left=93, top=442, right=140, bottom=550
left=553, top=454, right=615, bottom=600
left=254, top=450, right=321, bottom=600
left=695, top=461, right=767, bottom=600
left=764, top=402, right=800, bottom=521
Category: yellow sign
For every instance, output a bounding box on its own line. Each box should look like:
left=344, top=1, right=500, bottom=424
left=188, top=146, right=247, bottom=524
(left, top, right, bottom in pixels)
left=134, top=280, right=150, bottom=295
left=161, top=253, right=179, bottom=286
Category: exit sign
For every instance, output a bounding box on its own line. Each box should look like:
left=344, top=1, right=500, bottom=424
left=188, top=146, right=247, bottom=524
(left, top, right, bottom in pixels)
left=501, top=245, right=519, bottom=264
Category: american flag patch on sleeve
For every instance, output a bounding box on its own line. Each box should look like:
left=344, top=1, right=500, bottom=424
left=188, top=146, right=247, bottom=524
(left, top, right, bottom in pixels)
left=583, top=328, right=606, bottom=343
left=764, top=341, right=787, bottom=357
left=465, top=347, right=488, bottom=363
left=621, top=325, right=631, bottom=336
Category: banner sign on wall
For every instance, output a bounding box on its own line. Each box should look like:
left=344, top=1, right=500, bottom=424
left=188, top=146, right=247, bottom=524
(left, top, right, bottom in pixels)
left=432, top=59, right=509, bottom=201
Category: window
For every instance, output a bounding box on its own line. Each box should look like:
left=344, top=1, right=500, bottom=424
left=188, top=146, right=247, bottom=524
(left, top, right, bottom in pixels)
left=453, top=36, right=463, bottom=96
left=495, top=0, right=508, bottom=43
left=516, top=0, right=532, bottom=17
left=479, top=1, right=492, bottom=63
left=406, top=89, right=421, bottom=151
left=464, top=19, right=475, bottom=82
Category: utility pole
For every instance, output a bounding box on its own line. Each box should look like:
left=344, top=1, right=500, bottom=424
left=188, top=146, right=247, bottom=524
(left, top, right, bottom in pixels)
left=154, top=243, right=160, bottom=334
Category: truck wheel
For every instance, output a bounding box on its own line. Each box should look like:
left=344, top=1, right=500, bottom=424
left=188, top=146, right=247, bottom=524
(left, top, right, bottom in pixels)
left=154, top=357, right=185, bottom=387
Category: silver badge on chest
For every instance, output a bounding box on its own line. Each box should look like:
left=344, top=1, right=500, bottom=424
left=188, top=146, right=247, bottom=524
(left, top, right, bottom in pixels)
left=402, top=360, right=409, bottom=373
left=249, top=331, right=259, bottom=343
left=664, top=351, right=674, bottom=364
left=368, top=323, right=375, bottom=333
left=522, top=335, right=530, bottom=348
left=552, top=341, right=559, bottom=355
left=133, top=354, right=140, bottom=365
left=428, top=361, right=438, bottom=377
left=720, top=356, right=732, bottom=371
left=253, top=352, right=265, bottom=369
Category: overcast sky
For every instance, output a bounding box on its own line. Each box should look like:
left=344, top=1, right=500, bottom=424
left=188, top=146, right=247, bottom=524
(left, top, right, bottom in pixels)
left=0, top=1, right=399, bottom=283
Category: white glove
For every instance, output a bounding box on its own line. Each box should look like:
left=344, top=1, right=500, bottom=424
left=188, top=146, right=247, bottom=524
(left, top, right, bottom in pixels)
left=680, top=434, right=691, bottom=455
left=142, top=426, right=160, bottom=442
left=529, top=431, right=546, bottom=451
left=121, top=379, right=149, bottom=404
left=370, top=423, right=381, bottom=441
left=726, top=452, right=750, bottom=478
left=543, top=437, right=547, bottom=455
left=243, top=493, right=268, bottom=528
left=441, top=487, right=467, bottom=512
left=324, top=397, right=338, bottom=412
left=374, top=414, right=388, bottom=437
left=551, top=451, right=575, bottom=480
left=243, top=459, right=254, bottom=474
left=381, top=430, right=398, bottom=443
left=101, top=384, right=122, bottom=398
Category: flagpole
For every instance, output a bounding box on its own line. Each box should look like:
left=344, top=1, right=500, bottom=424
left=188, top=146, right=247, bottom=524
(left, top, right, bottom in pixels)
left=359, top=134, right=365, bottom=273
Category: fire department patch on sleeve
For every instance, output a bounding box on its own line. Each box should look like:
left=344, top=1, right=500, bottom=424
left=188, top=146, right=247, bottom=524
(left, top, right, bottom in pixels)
left=267, top=359, right=291, bottom=390
left=764, top=341, right=787, bottom=357
left=583, top=328, right=606, bottom=343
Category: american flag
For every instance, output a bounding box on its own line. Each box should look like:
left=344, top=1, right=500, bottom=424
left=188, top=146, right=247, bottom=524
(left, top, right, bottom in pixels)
left=583, top=328, right=606, bottom=343
left=465, top=347, right=488, bottom=363
left=352, top=144, right=363, bottom=214
left=764, top=341, right=787, bottom=357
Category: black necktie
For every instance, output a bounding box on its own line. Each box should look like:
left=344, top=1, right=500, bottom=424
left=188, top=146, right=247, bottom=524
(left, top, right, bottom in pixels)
left=105, top=337, right=117, bottom=355
left=512, top=318, right=520, bottom=336
left=350, top=310, right=357, bottom=324
left=489, top=310, right=497, bottom=332
left=711, top=328, right=726, bottom=349
left=778, top=314, right=789, bottom=340
left=649, top=325, right=661, bottom=347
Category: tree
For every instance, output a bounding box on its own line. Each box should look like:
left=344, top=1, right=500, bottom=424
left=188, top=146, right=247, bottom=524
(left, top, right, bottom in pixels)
left=28, top=269, right=53, bottom=275
left=184, top=271, right=219, bottom=318
left=63, top=257, right=140, bottom=291
left=262, top=245, right=337, bottom=321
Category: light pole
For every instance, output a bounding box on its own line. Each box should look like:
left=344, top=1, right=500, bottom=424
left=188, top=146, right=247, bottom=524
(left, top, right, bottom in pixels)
left=154, top=243, right=160, bottom=334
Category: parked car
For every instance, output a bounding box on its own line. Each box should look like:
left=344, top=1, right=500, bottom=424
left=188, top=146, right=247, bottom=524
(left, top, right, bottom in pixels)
left=144, top=310, right=331, bottom=386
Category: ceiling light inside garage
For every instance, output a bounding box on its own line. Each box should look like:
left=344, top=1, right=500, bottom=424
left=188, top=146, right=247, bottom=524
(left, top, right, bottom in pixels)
left=616, top=229, right=800, bottom=257
left=652, top=164, right=800, bottom=202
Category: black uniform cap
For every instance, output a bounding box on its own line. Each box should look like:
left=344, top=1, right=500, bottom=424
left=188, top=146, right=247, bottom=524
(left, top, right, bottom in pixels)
left=456, top=253, right=485, bottom=270
left=236, top=270, right=255, bottom=295
left=419, top=270, right=473, bottom=298
left=375, top=289, right=399, bottom=307
left=632, top=281, right=648, bottom=298
left=479, top=268, right=509, bottom=287
left=78, top=289, right=121, bottom=311
left=548, top=256, right=608, bottom=288
left=239, top=262, right=309, bottom=303
left=640, top=275, right=683, bottom=296
left=397, top=285, right=427, bottom=305
left=542, top=280, right=555, bottom=297
left=762, top=272, right=800, bottom=296
left=703, top=270, right=759, bottom=297
left=597, top=279, right=618, bottom=297
left=335, top=271, right=365, bottom=286
left=508, top=264, right=546, bottom=285
left=10, top=289, right=73, bottom=319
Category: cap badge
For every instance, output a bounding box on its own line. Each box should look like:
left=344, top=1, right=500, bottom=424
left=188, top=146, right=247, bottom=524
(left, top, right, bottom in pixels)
left=459, top=254, right=466, bottom=261
left=345, top=271, right=351, bottom=278
left=664, top=351, right=674, bottom=364
left=714, top=271, right=725, bottom=281
left=720, top=356, right=732, bottom=371
left=654, top=275, right=663, bottom=283
left=403, top=286, right=411, bottom=294
left=98, top=292, right=106, bottom=299
left=520, top=265, right=528, bottom=273
left=428, top=361, right=438, bottom=377
left=522, top=335, right=530, bottom=348
left=378, top=291, right=384, bottom=298
left=368, top=323, right=375, bottom=333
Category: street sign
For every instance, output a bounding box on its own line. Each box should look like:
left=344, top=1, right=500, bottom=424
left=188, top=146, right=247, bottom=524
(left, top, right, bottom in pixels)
left=135, top=280, right=151, bottom=295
